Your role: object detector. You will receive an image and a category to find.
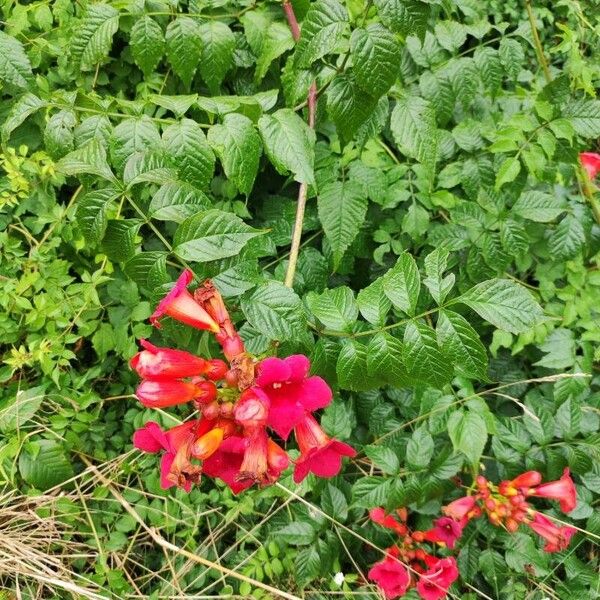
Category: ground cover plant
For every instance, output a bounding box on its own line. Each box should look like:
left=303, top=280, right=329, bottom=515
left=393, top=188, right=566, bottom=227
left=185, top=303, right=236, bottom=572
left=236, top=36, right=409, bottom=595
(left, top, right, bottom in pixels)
left=1, top=0, right=599, bottom=597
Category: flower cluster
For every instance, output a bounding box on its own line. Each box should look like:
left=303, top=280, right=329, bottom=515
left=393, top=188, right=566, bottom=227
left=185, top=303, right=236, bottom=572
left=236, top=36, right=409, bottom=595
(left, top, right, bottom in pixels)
left=131, top=270, right=356, bottom=493
left=368, top=469, right=578, bottom=599
left=367, top=508, right=459, bottom=600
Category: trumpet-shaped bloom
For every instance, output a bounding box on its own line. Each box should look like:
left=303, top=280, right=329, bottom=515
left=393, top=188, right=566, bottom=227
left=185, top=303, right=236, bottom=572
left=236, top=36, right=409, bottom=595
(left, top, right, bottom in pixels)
left=499, top=470, right=542, bottom=496
left=150, top=270, right=219, bottom=332
left=256, top=355, right=332, bottom=439
left=135, top=379, right=200, bottom=408
left=202, top=436, right=254, bottom=494
left=530, top=468, right=577, bottom=513
left=368, top=549, right=410, bottom=599
left=415, top=557, right=459, bottom=600
left=580, top=152, right=600, bottom=180
left=423, top=517, right=464, bottom=549
left=442, top=496, right=477, bottom=521
left=292, top=413, right=356, bottom=483
left=130, top=339, right=208, bottom=380
left=528, top=512, right=576, bottom=553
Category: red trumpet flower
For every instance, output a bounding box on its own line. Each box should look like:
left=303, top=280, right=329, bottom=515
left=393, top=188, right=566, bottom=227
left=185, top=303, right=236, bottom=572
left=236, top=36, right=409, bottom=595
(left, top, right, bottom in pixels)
left=135, top=379, right=202, bottom=408
left=499, top=470, right=542, bottom=496
left=423, top=517, right=464, bottom=549
left=580, top=152, right=600, bottom=180
left=292, top=413, right=356, bottom=483
left=130, top=340, right=208, bottom=380
left=442, top=496, right=476, bottom=521
left=415, top=557, right=459, bottom=600
left=368, top=547, right=410, bottom=599
left=528, top=512, right=576, bottom=553
left=150, top=270, right=219, bottom=332
left=530, top=468, right=577, bottom=513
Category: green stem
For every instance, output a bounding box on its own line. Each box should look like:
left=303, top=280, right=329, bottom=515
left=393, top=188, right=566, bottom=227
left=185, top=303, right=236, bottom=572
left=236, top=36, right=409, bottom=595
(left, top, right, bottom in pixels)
left=525, top=0, right=552, bottom=83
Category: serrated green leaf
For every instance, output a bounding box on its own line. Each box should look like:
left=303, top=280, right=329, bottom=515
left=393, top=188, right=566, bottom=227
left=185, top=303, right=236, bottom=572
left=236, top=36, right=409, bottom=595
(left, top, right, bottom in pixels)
left=390, top=95, right=438, bottom=171
left=276, top=522, right=315, bottom=545
left=76, top=186, right=120, bottom=245
left=162, top=119, right=215, bottom=189
left=406, top=427, right=434, bottom=469
left=365, top=445, right=400, bottom=474
left=295, top=547, right=321, bottom=586
left=437, top=309, right=488, bottom=380
left=294, top=0, right=348, bottom=68
left=499, top=38, right=524, bottom=79
left=241, top=281, right=306, bottom=341
left=165, top=17, right=203, bottom=86
left=148, top=94, right=198, bottom=117
left=124, top=252, right=169, bottom=292
left=434, top=20, right=466, bottom=53
left=357, top=278, right=391, bottom=326
left=321, top=483, right=348, bottom=521
left=110, top=117, right=161, bottom=172
left=130, top=16, right=164, bottom=76
left=198, top=22, right=235, bottom=93
left=512, top=190, right=566, bottom=222
left=2, top=93, right=46, bottom=142
left=374, top=0, right=430, bottom=38
left=351, top=24, right=400, bottom=97
left=101, top=219, right=140, bottom=262
left=70, top=4, right=119, bottom=71
left=19, top=440, right=74, bottom=490
left=174, top=209, right=263, bottom=262
left=318, top=180, right=367, bottom=270
left=352, top=476, right=393, bottom=508
left=548, top=215, right=585, bottom=260
left=123, top=150, right=177, bottom=187
left=149, top=182, right=210, bottom=223
left=74, top=115, right=112, bottom=148
left=57, top=139, right=116, bottom=181
left=562, top=98, right=600, bottom=137
left=306, top=286, right=358, bottom=332
left=366, top=332, right=409, bottom=387
left=258, top=108, right=315, bottom=184
left=326, top=73, right=379, bottom=143
left=337, top=339, right=376, bottom=391
left=44, top=109, right=76, bottom=159
left=447, top=409, right=487, bottom=466
left=495, top=156, right=521, bottom=190
left=382, top=253, right=420, bottom=315
left=456, top=278, right=544, bottom=334
left=0, top=30, right=33, bottom=89
left=403, top=320, right=453, bottom=387
left=423, top=247, right=454, bottom=305
left=207, top=113, right=262, bottom=196
left=0, top=386, right=44, bottom=433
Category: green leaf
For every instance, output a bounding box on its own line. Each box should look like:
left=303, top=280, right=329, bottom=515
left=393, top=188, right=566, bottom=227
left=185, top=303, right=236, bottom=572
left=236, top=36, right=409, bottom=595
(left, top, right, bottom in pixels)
left=321, top=483, right=348, bottom=521
left=365, top=445, right=400, bottom=475
left=165, top=17, right=203, bottom=86
left=382, top=253, right=420, bottom=315
left=548, top=215, right=585, bottom=260
left=207, top=113, right=262, bottom=196
left=241, top=12, right=294, bottom=83
left=101, top=219, right=140, bottom=262
left=321, top=398, right=354, bottom=439
left=0, top=386, right=44, bottom=433
left=2, top=93, right=46, bottom=142
left=499, top=38, right=524, bottom=79
left=198, top=22, right=235, bottom=93
left=318, top=181, right=367, bottom=270
left=562, top=98, right=600, bottom=137
left=174, top=210, right=263, bottom=262
left=124, top=252, right=169, bottom=292
left=44, top=109, right=76, bottom=159
left=74, top=115, right=112, bottom=148
left=512, top=190, right=566, bottom=222
left=76, top=186, right=120, bottom=245
left=294, top=0, right=348, bottom=68
left=326, top=73, right=379, bottom=143
left=403, top=320, right=453, bottom=387
left=434, top=20, right=466, bottom=53
left=437, top=309, right=488, bottom=380
left=495, top=156, right=521, bottom=190
left=366, top=332, right=409, bottom=387
left=57, top=139, right=116, bottom=181
left=447, top=409, right=487, bottom=466
left=70, top=3, right=119, bottom=71
left=374, top=0, right=430, bottom=38
left=337, top=339, right=376, bottom=391
left=148, top=94, right=198, bottom=117
left=357, top=278, right=391, bottom=326
left=110, top=117, right=161, bottom=172
left=352, top=477, right=394, bottom=508
left=406, top=427, right=434, bottom=469
left=306, top=286, right=358, bottom=332
left=390, top=95, right=438, bottom=171
left=423, top=247, right=454, bottom=305
left=19, top=439, right=74, bottom=490
left=295, top=547, right=321, bottom=586
left=258, top=108, right=315, bottom=184
left=276, top=522, right=315, bottom=546
left=123, top=150, right=177, bottom=187
left=130, top=16, right=165, bottom=76
left=242, top=281, right=306, bottom=342
left=0, top=30, right=33, bottom=89
left=456, top=278, right=544, bottom=334
left=149, top=182, right=210, bottom=223
left=162, top=119, right=215, bottom=189
left=350, top=24, right=400, bottom=97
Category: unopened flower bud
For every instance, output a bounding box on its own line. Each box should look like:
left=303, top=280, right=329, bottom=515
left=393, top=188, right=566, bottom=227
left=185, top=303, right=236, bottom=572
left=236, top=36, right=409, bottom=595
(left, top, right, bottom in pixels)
left=205, top=359, right=228, bottom=381
left=203, top=401, right=220, bottom=420
left=190, top=428, right=224, bottom=460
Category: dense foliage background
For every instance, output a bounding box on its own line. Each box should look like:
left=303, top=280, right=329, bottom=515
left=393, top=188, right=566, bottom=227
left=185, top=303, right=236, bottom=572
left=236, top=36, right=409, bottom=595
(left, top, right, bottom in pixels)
left=1, top=0, right=599, bottom=597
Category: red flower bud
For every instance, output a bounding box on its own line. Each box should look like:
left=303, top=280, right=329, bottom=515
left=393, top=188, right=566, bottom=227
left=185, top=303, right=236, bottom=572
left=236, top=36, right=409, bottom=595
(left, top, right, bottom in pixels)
left=205, top=359, right=228, bottom=381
